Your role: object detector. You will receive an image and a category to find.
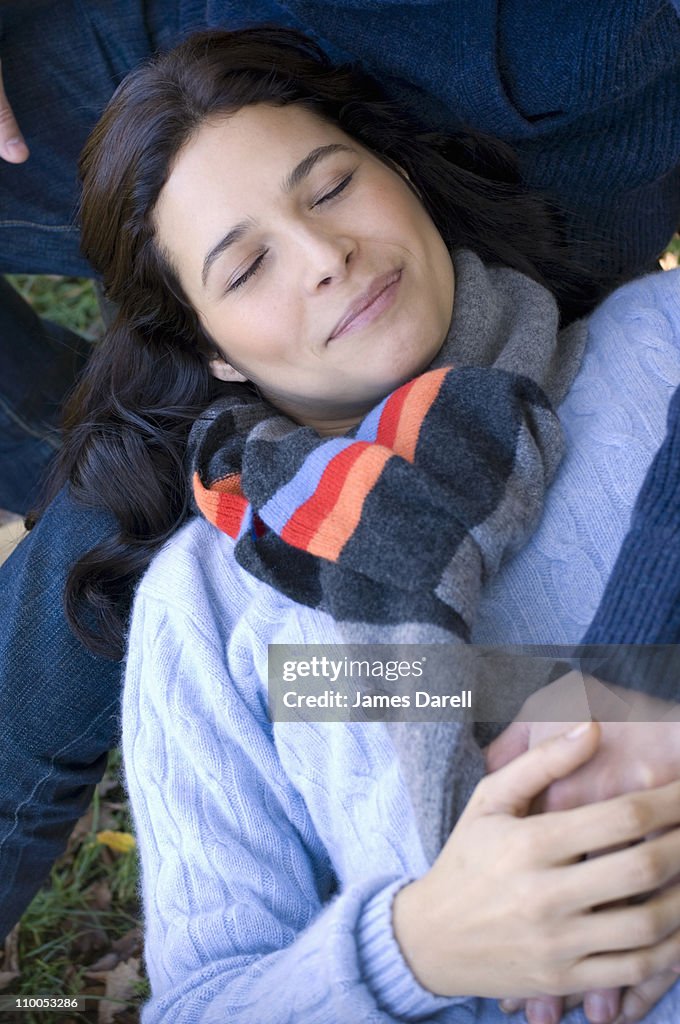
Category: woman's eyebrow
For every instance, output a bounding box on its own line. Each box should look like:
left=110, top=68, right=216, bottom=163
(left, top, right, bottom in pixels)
left=282, top=142, right=355, bottom=194
left=201, top=142, right=357, bottom=288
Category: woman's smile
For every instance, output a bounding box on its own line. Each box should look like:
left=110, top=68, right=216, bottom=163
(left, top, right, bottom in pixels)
left=327, top=268, right=403, bottom=341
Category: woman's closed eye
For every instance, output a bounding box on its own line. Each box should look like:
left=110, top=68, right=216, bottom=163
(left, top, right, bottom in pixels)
left=229, top=251, right=268, bottom=292
left=227, top=172, right=355, bottom=292
left=312, top=172, right=354, bottom=208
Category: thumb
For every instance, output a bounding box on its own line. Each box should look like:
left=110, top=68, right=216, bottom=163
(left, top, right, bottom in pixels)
left=0, top=59, right=29, bottom=162
left=484, top=719, right=530, bottom=772
left=473, top=721, right=600, bottom=818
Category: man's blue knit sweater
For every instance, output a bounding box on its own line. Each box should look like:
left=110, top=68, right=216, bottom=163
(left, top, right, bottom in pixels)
left=180, top=0, right=680, bottom=287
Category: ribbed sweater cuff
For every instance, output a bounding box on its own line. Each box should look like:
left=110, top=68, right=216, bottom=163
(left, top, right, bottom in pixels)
left=356, top=879, right=466, bottom=1020
left=584, top=522, right=680, bottom=646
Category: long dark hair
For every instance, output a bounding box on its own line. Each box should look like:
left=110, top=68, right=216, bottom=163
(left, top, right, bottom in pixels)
left=38, top=25, right=602, bottom=659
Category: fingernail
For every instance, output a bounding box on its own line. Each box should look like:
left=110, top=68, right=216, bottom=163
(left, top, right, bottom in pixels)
left=565, top=721, right=591, bottom=739
left=585, top=992, right=618, bottom=1023
left=4, top=137, right=28, bottom=160
left=622, top=990, right=646, bottom=1022
left=500, top=999, right=522, bottom=1014
left=526, top=1001, right=558, bottom=1024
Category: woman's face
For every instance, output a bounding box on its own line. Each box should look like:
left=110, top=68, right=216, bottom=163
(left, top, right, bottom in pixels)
left=154, top=102, right=455, bottom=434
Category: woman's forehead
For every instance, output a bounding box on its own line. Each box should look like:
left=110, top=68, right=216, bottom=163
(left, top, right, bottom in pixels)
left=172, top=104, right=352, bottom=190
left=157, top=105, right=352, bottom=224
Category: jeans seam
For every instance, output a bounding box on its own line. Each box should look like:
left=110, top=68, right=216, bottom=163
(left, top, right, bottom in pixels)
left=0, top=395, right=62, bottom=449
left=0, top=221, right=78, bottom=232
left=0, top=696, right=121, bottom=853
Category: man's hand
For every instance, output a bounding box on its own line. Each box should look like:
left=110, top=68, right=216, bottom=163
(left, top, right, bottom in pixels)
left=486, top=672, right=680, bottom=813
left=487, top=672, right=680, bottom=1024
left=0, top=58, right=29, bottom=162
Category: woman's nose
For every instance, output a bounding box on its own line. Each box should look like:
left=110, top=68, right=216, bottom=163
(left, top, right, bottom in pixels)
left=294, top=225, right=355, bottom=290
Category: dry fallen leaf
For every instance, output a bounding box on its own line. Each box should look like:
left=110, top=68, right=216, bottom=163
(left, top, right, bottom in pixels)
left=3, top=922, right=20, bottom=973
left=86, top=879, right=113, bottom=912
left=111, top=927, right=142, bottom=961
left=97, top=957, right=143, bottom=1024
left=97, top=775, right=122, bottom=798
left=85, top=952, right=120, bottom=975
left=71, top=924, right=110, bottom=958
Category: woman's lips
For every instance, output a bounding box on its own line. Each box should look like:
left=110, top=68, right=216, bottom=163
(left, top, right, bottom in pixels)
left=329, top=270, right=402, bottom=340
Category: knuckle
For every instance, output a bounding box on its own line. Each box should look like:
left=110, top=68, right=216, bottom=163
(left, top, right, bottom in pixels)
left=520, top=816, right=553, bottom=861
left=629, top=847, right=664, bottom=892
left=629, top=907, right=663, bottom=947
left=627, top=953, right=654, bottom=987
left=0, top=105, right=17, bottom=130
left=509, top=827, right=537, bottom=864
left=512, top=874, right=538, bottom=912
left=472, top=773, right=494, bottom=805
left=632, top=760, right=662, bottom=791
left=521, top=891, right=554, bottom=931
left=619, top=796, right=653, bottom=838
left=534, top=966, right=566, bottom=997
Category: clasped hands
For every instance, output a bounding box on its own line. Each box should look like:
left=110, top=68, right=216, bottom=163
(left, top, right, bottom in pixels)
left=486, top=671, right=680, bottom=1024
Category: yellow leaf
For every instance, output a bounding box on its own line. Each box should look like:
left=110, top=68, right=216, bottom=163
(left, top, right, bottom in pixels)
left=96, top=830, right=136, bottom=853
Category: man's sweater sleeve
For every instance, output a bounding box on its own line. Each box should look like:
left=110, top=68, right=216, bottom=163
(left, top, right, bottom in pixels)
left=122, top=589, right=459, bottom=1024
left=580, top=380, right=680, bottom=697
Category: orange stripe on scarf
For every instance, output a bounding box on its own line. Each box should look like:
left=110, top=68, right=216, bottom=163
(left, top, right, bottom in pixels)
left=390, top=368, right=449, bottom=461
left=193, top=470, right=248, bottom=539
left=305, top=445, right=392, bottom=560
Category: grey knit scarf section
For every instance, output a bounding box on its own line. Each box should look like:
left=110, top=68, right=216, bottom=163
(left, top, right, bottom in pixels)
left=437, top=249, right=586, bottom=405
left=382, top=249, right=587, bottom=865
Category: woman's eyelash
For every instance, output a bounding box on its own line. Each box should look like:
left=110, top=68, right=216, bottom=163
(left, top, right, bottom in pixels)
left=228, top=173, right=355, bottom=292
left=229, top=251, right=267, bottom=292
left=313, top=172, right=354, bottom=206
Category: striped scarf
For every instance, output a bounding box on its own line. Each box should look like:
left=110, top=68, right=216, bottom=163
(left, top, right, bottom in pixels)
left=191, top=365, right=561, bottom=643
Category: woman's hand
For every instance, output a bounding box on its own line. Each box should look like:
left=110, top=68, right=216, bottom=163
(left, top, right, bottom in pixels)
left=392, top=722, right=680, bottom=1000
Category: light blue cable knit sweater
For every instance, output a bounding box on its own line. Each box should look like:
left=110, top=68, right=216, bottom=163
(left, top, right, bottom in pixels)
left=123, top=269, right=680, bottom=1024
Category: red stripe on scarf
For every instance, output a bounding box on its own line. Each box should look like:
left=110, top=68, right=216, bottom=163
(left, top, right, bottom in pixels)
left=193, top=470, right=248, bottom=539
left=281, top=441, right=373, bottom=553
left=375, top=379, right=412, bottom=449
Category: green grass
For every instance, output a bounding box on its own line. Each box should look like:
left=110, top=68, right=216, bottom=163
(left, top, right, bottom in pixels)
left=6, top=276, right=105, bottom=342
left=4, top=748, right=147, bottom=1024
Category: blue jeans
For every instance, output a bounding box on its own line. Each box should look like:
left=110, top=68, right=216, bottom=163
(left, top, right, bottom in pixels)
left=0, top=487, right=122, bottom=939
left=0, top=0, right=178, bottom=512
